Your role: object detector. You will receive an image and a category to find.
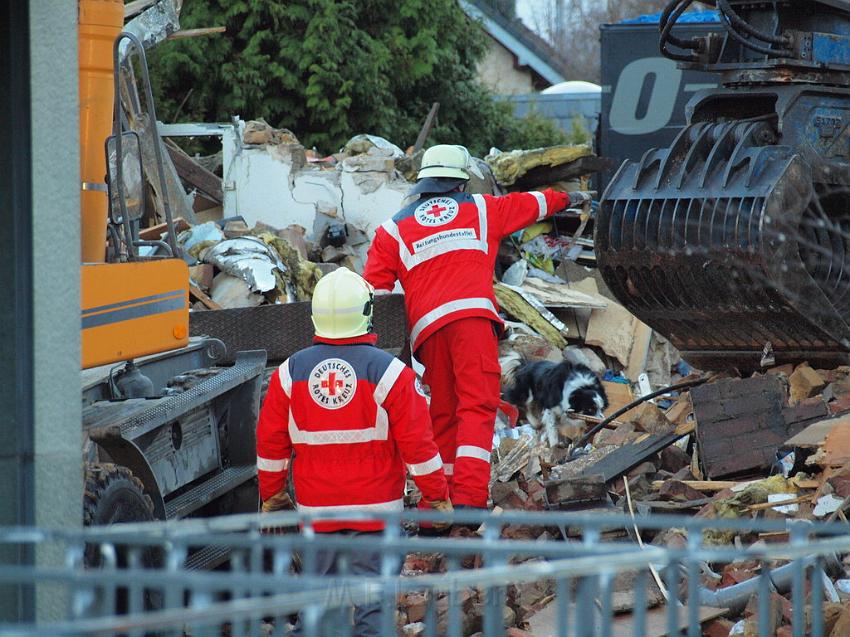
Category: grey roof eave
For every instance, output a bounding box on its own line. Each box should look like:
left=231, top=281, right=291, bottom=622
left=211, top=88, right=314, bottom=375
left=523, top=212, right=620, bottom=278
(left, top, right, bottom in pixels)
left=459, top=0, right=566, bottom=86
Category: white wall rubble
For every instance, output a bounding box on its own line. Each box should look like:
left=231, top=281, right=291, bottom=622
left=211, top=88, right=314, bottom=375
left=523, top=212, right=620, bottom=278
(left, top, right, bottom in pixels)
left=222, top=118, right=411, bottom=250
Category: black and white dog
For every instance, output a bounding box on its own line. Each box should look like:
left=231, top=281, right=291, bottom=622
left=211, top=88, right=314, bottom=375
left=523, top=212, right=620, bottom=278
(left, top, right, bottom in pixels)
left=502, top=353, right=609, bottom=446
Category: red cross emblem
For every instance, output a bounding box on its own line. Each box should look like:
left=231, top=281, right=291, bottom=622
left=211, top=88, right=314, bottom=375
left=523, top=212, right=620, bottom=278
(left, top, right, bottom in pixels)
left=321, top=372, right=344, bottom=396
left=426, top=204, right=448, bottom=218
left=415, top=196, right=458, bottom=226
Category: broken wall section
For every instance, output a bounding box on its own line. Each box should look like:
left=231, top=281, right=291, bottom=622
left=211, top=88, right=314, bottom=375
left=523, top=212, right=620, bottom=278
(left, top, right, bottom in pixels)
left=222, top=119, right=411, bottom=269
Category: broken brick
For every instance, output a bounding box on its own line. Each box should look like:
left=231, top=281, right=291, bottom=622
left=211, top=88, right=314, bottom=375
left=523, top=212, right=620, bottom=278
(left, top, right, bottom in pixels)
left=659, top=480, right=704, bottom=503
left=631, top=402, right=674, bottom=434
left=789, top=364, right=826, bottom=405
left=702, top=618, right=736, bottom=637
left=659, top=444, right=691, bottom=473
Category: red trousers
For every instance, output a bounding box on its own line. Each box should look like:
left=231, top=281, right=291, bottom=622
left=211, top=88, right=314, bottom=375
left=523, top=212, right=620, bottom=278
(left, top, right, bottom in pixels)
left=417, top=317, right=501, bottom=508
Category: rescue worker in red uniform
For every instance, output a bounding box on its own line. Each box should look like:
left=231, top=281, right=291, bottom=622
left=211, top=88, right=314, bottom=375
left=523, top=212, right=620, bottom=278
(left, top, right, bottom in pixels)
left=256, top=267, right=451, bottom=636
left=364, top=144, right=591, bottom=511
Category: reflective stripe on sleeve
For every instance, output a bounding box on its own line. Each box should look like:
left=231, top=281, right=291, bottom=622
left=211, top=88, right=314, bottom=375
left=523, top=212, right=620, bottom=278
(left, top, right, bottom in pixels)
left=455, top=445, right=491, bottom=462
left=443, top=463, right=454, bottom=476
left=407, top=452, right=443, bottom=476
left=374, top=358, right=406, bottom=405
left=531, top=191, right=547, bottom=221
left=409, top=297, right=499, bottom=347
left=257, top=456, right=289, bottom=472
left=279, top=359, right=292, bottom=396
left=472, top=194, right=489, bottom=246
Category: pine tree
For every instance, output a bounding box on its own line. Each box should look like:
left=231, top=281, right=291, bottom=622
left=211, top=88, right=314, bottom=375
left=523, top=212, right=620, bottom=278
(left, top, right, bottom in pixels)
left=149, top=0, right=566, bottom=154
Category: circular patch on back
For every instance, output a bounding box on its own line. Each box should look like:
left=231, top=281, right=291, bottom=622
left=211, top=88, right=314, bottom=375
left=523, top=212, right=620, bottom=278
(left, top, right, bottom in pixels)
left=414, top=377, right=429, bottom=398
left=309, top=358, right=357, bottom=409
left=414, top=197, right=459, bottom=227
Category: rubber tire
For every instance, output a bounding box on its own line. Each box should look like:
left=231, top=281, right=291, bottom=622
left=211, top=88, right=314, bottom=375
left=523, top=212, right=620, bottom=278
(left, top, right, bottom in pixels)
left=83, top=463, right=161, bottom=611
left=83, top=463, right=155, bottom=527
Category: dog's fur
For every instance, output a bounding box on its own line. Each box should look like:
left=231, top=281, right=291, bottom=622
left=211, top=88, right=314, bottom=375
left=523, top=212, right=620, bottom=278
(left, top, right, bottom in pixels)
left=501, top=353, right=608, bottom=446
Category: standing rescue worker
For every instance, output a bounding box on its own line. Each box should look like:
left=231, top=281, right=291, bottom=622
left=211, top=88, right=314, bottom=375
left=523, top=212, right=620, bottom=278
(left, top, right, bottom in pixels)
left=364, top=144, right=591, bottom=511
left=256, top=267, right=451, bottom=636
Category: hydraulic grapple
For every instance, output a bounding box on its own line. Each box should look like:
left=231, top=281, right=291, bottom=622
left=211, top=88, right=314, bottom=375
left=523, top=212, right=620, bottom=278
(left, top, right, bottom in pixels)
left=597, top=0, right=850, bottom=370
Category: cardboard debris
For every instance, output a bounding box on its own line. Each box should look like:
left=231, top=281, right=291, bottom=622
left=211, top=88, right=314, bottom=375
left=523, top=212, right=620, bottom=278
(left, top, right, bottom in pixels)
left=584, top=294, right=651, bottom=373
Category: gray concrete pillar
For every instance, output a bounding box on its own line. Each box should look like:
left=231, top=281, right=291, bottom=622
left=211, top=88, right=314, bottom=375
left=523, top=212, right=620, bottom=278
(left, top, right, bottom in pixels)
left=0, top=0, right=81, bottom=622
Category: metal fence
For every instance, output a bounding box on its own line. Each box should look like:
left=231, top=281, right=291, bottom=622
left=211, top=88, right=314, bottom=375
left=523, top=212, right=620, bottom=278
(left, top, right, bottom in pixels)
left=1, top=509, right=849, bottom=637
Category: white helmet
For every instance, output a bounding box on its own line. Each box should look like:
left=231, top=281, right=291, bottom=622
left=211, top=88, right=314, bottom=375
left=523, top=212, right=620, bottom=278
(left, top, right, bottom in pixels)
left=311, top=267, right=374, bottom=339
left=417, top=144, right=484, bottom=181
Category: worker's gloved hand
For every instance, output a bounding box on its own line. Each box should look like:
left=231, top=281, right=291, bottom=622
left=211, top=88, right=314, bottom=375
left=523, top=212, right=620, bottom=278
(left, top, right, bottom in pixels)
left=567, top=191, right=594, bottom=206
left=426, top=499, right=454, bottom=531
left=261, top=489, right=294, bottom=513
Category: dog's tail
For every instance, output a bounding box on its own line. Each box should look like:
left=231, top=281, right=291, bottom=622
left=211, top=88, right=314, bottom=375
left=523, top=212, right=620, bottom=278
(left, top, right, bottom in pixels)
left=499, top=351, right=523, bottom=387
left=501, top=352, right=531, bottom=405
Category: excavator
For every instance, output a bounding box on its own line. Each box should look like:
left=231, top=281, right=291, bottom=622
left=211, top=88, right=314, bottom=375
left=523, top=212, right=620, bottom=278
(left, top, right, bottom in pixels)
left=75, top=3, right=409, bottom=562
left=598, top=0, right=850, bottom=372
left=78, top=0, right=264, bottom=561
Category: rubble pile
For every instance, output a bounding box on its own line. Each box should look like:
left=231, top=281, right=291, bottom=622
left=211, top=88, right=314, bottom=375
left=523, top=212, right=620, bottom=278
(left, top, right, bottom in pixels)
left=164, top=121, right=850, bottom=635
left=396, top=356, right=850, bottom=634
left=166, top=119, right=605, bottom=311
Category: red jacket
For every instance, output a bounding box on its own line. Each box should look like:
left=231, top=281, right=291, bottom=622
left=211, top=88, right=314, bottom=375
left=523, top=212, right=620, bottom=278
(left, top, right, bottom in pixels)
left=256, top=334, right=449, bottom=532
left=364, top=190, right=570, bottom=351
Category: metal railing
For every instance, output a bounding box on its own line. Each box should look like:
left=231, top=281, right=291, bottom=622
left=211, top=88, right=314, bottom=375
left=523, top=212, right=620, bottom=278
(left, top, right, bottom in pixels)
left=1, top=509, right=849, bottom=636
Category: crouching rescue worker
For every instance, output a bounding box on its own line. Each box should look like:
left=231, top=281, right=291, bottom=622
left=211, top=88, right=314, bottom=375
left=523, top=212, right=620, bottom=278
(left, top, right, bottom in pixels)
left=256, top=267, right=452, bottom=637
left=364, top=144, right=592, bottom=512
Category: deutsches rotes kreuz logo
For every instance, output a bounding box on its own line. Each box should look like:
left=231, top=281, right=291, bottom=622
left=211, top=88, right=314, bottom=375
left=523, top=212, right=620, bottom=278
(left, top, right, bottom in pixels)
left=414, top=197, right=459, bottom=227
left=309, top=358, right=357, bottom=409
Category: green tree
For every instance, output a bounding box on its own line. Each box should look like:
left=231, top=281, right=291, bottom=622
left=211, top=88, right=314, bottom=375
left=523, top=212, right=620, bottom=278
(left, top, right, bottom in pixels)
left=149, top=0, right=565, bottom=155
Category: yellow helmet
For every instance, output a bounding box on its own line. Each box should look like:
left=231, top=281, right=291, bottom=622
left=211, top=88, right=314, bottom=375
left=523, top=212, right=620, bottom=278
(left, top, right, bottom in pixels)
left=311, top=267, right=374, bottom=339
left=417, top=144, right=478, bottom=181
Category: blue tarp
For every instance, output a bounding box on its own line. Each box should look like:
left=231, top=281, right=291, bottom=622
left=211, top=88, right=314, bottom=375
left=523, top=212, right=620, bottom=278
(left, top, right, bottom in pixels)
left=619, top=10, right=720, bottom=24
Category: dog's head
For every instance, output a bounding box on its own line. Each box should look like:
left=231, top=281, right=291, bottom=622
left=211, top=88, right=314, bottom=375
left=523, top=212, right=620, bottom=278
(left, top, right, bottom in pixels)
left=569, top=387, right=608, bottom=418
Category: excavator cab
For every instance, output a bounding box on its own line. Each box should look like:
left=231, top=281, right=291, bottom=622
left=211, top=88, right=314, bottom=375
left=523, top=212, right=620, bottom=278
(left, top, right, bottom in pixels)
left=80, top=9, right=189, bottom=369
left=597, top=0, right=850, bottom=371
left=78, top=2, right=264, bottom=554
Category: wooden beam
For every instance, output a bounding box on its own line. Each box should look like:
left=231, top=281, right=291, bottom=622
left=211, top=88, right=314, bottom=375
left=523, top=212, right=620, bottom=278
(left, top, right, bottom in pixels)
left=190, top=284, right=223, bottom=311
left=651, top=480, right=741, bottom=492
left=167, top=26, right=226, bottom=40
left=117, top=62, right=197, bottom=226
left=413, top=102, right=440, bottom=153
left=166, top=144, right=223, bottom=203
left=124, top=0, right=158, bottom=19
left=139, top=217, right=190, bottom=240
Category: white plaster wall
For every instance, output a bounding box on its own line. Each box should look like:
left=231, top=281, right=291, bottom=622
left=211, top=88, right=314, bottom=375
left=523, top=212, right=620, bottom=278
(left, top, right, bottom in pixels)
left=223, top=128, right=322, bottom=231
left=223, top=121, right=409, bottom=241
left=477, top=34, right=535, bottom=96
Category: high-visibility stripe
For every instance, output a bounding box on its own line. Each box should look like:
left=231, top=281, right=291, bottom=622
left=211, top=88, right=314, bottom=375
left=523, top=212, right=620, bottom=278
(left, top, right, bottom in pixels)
left=456, top=445, right=491, bottom=462
left=407, top=452, right=443, bottom=476
left=472, top=194, right=489, bottom=245
left=257, top=456, right=289, bottom=472
left=288, top=407, right=389, bottom=445
left=383, top=203, right=488, bottom=272
left=374, top=358, right=406, bottom=405
left=409, top=297, right=499, bottom=347
left=443, top=463, right=454, bottom=476
left=279, top=359, right=292, bottom=396
left=530, top=191, right=547, bottom=221
left=297, top=498, right=404, bottom=515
